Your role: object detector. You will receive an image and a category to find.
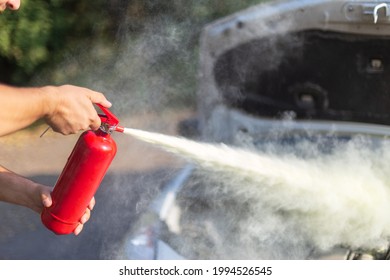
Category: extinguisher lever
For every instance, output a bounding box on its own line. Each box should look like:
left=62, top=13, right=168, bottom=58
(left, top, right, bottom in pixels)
left=96, top=104, right=124, bottom=133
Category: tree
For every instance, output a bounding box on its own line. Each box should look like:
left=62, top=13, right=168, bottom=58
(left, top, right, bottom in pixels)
left=0, top=0, right=265, bottom=86
left=0, top=0, right=113, bottom=84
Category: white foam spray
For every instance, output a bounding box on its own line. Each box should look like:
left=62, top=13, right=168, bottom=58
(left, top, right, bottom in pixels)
left=123, top=127, right=390, bottom=254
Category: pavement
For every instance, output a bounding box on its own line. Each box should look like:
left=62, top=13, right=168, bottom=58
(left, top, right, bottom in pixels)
left=0, top=110, right=191, bottom=259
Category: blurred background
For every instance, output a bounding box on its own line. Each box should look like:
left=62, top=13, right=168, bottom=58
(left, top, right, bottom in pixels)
left=0, top=0, right=265, bottom=115
left=0, top=0, right=269, bottom=259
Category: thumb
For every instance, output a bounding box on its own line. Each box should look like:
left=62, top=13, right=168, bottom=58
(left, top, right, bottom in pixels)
left=40, top=188, right=52, bottom=208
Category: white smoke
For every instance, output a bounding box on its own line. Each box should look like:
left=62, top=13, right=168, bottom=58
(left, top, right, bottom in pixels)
left=124, top=128, right=390, bottom=258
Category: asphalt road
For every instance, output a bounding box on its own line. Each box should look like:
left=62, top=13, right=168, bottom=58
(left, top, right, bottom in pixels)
left=0, top=169, right=180, bottom=259
left=0, top=112, right=188, bottom=260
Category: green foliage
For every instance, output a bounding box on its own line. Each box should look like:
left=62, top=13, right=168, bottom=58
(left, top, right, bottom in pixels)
left=0, top=0, right=53, bottom=82
left=0, top=2, right=40, bottom=80
left=0, top=0, right=113, bottom=84
left=0, top=0, right=270, bottom=109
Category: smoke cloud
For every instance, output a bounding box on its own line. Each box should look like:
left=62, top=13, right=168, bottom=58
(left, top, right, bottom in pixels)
left=124, top=128, right=390, bottom=259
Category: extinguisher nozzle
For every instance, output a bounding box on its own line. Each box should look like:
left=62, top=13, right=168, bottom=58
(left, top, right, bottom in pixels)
left=115, top=126, right=125, bottom=133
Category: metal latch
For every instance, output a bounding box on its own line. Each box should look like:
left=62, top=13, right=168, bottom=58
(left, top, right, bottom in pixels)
left=345, top=2, right=390, bottom=23
left=362, top=2, right=390, bottom=23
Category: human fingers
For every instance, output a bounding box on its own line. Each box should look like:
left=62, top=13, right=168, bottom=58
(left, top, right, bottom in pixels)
left=80, top=208, right=91, bottom=224
left=73, top=207, right=91, bottom=235
left=42, top=85, right=111, bottom=134
left=88, top=91, right=112, bottom=131
left=67, top=86, right=109, bottom=124
left=87, top=90, right=112, bottom=108
left=74, top=223, right=83, bottom=236
left=88, top=197, right=96, bottom=211
left=89, top=112, right=102, bottom=131
left=28, top=184, right=52, bottom=214
left=40, top=189, right=52, bottom=208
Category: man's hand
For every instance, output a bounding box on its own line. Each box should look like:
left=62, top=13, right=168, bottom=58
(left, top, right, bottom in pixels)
left=39, top=185, right=95, bottom=236
left=0, top=84, right=111, bottom=136
left=0, top=165, right=95, bottom=236
left=43, top=85, right=112, bottom=135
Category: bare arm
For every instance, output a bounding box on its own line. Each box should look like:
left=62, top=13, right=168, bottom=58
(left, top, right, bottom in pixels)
left=0, top=165, right=94, bottom=235
left=0, top=83, right=105, bottom=235
left=0, top=165, right=50, bottom=213
left=0, top=84, right=111, bottom=136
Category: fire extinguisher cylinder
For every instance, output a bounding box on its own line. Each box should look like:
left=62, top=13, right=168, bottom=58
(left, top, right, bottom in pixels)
left=41, top=105, right=121, bottom=235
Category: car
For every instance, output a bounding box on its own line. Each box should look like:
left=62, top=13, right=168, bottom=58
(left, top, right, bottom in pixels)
left=119, top=0, right=390, bottom=260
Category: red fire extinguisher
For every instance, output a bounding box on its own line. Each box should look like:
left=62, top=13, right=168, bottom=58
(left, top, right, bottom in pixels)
left=41, top=104, right=124, bottom=235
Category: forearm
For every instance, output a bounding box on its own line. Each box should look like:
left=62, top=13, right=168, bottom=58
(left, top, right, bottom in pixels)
left=0, top=165, right=47, bottom=213
left=0, top=165, right=90, bottom=235
left=0, top=83, right=111, bottom=136
left=0, top=84, right=54, bottom=136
